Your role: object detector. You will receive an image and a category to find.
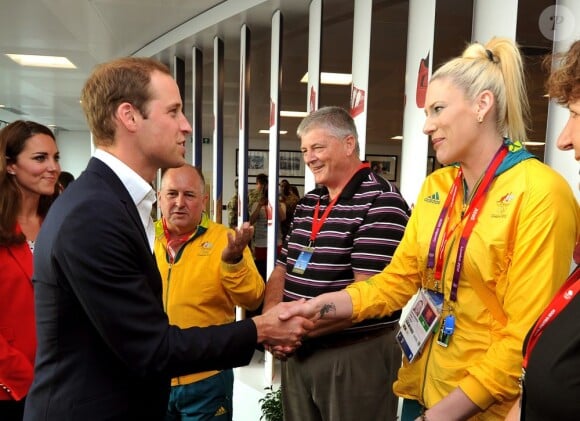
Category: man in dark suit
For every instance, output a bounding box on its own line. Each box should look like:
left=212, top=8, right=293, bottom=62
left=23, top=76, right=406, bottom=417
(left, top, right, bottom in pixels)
left=23, top=57, right=312, bottom=421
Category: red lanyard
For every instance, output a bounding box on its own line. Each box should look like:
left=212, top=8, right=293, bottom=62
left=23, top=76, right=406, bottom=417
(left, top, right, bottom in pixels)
left=432, top=175, right=462, bottom=281
left=310, top=194, right=340, bottom=243
left=523, top=266, right=580, bottom=370
left=310, top=162, right=370, bottom=244
left=428, top=145, right=507, bottom=301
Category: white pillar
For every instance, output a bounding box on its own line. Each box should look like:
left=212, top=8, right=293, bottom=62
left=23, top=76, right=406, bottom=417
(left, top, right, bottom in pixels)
left=267, top=10, right=282, bottom=286
left=191, top=47, right=203, bottom=168
left=544, top=1, right=580, bottom=201
left=350, top=0, right=372, bottom=158
left=212, top=37, right=224, bottom=222
left=236, top=24, right=251, bottom=323
left=265, top=10, right=283, bottom=387
left=471, top=0, right=518, bottom=42
left=399, top=0, right=436, bottom=205
left=304, top=0, right=322, bottom=193
left=238, top=24, right=251, bottom=225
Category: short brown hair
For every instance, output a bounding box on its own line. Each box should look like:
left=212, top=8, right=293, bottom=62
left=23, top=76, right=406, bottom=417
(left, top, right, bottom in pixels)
left=80, top=57, right=170, bottom=146
left=545, top=40, right=580, bottom=105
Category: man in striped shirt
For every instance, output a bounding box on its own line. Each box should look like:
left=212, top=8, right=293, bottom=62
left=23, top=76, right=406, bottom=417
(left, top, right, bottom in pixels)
left=263, top=106, right=410, bottom=421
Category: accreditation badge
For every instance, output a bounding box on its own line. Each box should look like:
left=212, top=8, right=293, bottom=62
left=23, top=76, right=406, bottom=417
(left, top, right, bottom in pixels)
left=292, top=246, right=314, bottom=274
left=396, top=289, right=444, bottom=362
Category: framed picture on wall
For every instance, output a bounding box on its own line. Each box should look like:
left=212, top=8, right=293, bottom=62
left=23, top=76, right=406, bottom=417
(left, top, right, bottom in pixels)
left=367, top=155, right=397, bottom=182
left=236, top=149, right=304, bottom=177
left=279, top=150, right=304, bottom=177
left=236, top=149, right=269, bottom=176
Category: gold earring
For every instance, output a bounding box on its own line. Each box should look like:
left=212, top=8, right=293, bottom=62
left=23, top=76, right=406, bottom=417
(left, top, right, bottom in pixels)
left=477, top=115, right=483, bottom=123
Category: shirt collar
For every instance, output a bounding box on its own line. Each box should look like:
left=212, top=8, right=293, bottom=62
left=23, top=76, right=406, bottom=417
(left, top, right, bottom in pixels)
left=319, top=165, right=371, bottom=201
left=93, top=149, right=155, bottom=207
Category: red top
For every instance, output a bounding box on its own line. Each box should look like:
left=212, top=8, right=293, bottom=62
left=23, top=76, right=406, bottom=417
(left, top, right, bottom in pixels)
left=0, top=225, right=36, bottom=400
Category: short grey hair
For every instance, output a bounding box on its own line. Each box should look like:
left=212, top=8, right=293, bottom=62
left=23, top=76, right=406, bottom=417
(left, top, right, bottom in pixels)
left=297, top=106, right=360, bottom=154
left=160, top=164, right=206, bottom=194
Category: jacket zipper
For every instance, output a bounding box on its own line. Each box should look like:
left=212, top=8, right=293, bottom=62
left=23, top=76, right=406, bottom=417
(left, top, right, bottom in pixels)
left=421, top=233, right=456, bottom=405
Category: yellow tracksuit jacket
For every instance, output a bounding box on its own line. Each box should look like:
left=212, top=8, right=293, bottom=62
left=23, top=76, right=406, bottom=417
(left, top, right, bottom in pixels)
left=154, top=214, right=264, bottom=386
left=347, top=153, right=580, bottom=420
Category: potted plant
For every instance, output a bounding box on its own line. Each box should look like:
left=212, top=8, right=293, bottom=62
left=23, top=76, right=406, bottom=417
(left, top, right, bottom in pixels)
left=259, top=385, right=283, bottom=421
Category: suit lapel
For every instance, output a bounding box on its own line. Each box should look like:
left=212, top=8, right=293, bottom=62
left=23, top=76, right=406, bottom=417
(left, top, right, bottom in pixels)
left=86, top=158, right=151, bottom=252
left=85, top=158, right=163, bottom=302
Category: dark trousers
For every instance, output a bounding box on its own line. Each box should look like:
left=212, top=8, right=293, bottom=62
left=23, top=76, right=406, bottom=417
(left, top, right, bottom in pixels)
left=281, top=328, right=401, bottom=421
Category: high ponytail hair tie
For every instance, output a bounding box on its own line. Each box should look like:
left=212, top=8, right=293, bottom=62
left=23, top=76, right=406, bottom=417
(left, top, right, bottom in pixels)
left=485, top=49, right=497, bottom=63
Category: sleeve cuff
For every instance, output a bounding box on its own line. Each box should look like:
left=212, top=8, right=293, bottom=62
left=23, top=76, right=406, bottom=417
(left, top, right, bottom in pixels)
left=458, top=375, right=496, bottom=410
left=345, top=286, right=362, bottom=323
left=221, top=257, right=244, bottom=271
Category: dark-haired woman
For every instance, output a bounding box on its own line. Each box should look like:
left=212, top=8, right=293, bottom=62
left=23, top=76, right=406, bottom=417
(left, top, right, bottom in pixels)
left=0, top=120, right=60, bottom=420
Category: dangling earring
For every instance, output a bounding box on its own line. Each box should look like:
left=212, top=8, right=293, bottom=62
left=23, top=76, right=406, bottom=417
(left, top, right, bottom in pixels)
left=477, top=115, right=483, bottom=123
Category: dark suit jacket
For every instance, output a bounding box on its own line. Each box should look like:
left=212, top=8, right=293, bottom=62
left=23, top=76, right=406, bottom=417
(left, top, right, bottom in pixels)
left=24, top=158, right=256, bottom=420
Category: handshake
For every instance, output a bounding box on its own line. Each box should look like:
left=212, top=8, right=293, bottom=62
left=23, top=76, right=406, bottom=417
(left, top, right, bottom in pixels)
left=252, top=299, right=320, bottom=353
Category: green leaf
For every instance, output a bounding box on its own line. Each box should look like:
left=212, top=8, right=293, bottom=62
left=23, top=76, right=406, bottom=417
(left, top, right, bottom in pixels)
left=259, top=385, right=283, bottom=421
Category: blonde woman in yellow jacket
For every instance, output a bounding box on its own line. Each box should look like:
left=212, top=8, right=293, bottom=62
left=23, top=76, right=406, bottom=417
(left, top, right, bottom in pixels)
left=155, top=164, right=264, bottom=420
left=278, top=37, right=580, bottom=421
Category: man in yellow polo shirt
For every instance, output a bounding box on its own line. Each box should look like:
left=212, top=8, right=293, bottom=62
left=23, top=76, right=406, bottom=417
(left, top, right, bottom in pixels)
left=155, top=164, right=264, bottom=420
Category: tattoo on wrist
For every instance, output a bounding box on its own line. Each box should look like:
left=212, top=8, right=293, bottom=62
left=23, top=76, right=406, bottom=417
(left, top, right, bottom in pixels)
left=319, top=303, right=336, bottom=319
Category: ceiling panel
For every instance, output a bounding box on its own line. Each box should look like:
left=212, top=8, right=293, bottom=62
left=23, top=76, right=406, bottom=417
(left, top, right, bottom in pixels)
left=89, top=0, right=226, bottom=55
